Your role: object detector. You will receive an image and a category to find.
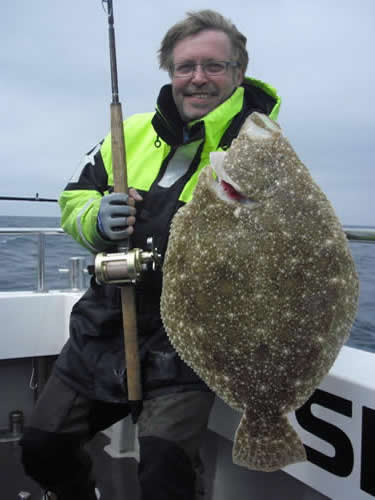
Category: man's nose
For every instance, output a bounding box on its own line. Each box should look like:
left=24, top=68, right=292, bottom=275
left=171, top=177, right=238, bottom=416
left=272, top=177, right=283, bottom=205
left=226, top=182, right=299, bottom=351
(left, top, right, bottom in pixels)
left=191, top=65, right=209, bottom=83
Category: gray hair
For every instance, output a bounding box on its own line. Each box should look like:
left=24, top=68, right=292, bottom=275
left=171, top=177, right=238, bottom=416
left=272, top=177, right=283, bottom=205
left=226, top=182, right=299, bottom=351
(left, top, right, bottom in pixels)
left=158, top=10, right=249, bottom=75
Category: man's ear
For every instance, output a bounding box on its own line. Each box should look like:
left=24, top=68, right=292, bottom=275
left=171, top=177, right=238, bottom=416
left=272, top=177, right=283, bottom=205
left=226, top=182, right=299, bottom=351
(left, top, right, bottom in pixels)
left=235, top=68, right=245, bottom=87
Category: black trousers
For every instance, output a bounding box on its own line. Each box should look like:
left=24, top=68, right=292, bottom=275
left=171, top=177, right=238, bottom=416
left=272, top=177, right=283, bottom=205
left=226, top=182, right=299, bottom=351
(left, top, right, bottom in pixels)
left=19, top=371, right=214, bottom=500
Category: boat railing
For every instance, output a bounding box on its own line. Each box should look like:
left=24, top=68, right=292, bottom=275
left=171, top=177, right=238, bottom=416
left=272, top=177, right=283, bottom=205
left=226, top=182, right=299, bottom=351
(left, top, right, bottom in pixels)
left=343, top=226, right=375, bottom=243
left=0, top=227, right=89, bottom=292
left=0, top=226, right=374, bottom=293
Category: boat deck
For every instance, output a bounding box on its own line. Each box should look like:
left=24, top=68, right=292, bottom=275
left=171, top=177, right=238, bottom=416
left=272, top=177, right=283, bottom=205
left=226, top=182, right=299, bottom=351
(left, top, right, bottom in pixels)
left=1, top=433, right=140, bottom=500
left=2, top=428, right=330, bottom=500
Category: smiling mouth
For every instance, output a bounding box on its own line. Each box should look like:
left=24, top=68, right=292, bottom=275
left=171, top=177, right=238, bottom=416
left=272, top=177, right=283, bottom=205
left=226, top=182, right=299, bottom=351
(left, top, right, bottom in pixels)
left=187, top=96, right=212, bottom=102
left=185, top=92, right=216, bottom=98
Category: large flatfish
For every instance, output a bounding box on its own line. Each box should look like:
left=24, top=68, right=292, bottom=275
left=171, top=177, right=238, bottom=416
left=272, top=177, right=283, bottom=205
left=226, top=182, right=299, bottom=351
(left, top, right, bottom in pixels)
left=160, top=112, right=359, bottom=471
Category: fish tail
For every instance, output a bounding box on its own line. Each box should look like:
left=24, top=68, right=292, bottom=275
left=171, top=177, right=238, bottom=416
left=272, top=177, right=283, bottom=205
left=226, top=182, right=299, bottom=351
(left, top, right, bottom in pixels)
left=232, top=408, right=306, bottom=471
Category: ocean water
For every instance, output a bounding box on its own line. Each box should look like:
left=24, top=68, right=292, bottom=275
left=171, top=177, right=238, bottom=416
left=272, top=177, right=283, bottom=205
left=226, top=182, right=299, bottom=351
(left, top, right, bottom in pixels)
left=0, top=215, right=374, bottom=353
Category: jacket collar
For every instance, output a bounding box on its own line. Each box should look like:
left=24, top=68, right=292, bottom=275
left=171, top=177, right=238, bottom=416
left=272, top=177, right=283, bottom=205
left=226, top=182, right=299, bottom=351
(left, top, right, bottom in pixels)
left=151, top=77, right=279, bottom=148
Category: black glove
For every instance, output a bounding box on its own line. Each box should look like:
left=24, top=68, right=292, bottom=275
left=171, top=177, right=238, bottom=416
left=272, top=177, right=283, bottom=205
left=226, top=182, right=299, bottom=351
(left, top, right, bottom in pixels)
left=97, top=192, right=136, bottom=241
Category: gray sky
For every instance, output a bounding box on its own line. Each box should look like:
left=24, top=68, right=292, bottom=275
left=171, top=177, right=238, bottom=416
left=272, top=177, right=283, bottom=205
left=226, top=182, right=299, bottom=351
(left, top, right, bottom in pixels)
left=1, top=0, right=374, bottom=225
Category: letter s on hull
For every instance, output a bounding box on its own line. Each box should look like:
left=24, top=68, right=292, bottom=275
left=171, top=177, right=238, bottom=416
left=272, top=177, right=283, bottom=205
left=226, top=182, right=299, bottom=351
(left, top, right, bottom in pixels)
left=295, top=389, right=354, bottom=477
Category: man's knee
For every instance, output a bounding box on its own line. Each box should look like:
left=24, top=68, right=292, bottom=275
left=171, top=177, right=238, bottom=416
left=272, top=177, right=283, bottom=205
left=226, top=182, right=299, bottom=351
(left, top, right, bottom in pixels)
left=20, top=427, right=91, bottom=486
left=139, top=391, right=214, bottom=454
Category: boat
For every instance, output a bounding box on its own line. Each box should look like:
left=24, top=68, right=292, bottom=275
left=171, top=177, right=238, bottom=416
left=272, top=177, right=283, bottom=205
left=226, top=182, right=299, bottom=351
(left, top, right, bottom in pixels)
left=0, top=225, right=374, bottom=499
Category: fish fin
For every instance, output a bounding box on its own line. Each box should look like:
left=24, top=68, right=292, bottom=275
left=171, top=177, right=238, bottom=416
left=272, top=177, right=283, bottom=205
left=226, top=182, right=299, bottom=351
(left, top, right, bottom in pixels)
left=209, top=151, right=226, bottom=170
left=241, top=112, right=281, bottom=139
left=232, top=408, right=306, bottom=472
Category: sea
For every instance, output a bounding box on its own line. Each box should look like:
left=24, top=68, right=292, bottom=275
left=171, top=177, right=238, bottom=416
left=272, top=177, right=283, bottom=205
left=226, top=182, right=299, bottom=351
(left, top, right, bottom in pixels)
left=0, top=215, right=374, bottom=353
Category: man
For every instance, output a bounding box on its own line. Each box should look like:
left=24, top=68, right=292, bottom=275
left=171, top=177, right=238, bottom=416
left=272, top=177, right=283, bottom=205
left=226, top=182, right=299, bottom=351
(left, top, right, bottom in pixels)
left=20, top=9, right=280, bottom=500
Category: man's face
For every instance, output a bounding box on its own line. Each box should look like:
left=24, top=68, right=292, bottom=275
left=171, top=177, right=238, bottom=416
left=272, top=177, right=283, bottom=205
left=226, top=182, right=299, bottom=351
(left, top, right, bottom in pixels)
left=171, top=30, right=244, bottom=122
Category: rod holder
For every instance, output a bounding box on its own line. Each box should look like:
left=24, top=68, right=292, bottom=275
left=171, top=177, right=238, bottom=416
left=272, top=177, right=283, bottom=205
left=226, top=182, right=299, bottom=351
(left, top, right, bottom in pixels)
left=9, top=409, right=24, bottom=437
left=59, top=256, right=88, bottom=290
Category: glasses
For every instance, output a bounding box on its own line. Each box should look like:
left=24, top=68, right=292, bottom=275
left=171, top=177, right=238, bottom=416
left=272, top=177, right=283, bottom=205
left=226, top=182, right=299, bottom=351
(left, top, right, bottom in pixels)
left=172, top=60, right=239, bottom=78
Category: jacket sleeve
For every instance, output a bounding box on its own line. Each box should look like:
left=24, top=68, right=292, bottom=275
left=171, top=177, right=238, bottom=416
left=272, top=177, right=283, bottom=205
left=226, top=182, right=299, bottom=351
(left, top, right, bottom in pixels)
left=59, top=140, right=115, bottom=253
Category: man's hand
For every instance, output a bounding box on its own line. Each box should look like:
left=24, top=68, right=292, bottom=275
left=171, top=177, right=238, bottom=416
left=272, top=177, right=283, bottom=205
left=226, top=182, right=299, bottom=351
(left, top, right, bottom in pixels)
left=97, top=189, right=142, bottom=241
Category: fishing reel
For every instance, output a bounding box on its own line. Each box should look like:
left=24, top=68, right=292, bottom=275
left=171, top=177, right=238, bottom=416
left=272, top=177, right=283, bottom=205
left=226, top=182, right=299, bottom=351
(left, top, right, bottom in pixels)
left=94, top=237, right=161, bottom=285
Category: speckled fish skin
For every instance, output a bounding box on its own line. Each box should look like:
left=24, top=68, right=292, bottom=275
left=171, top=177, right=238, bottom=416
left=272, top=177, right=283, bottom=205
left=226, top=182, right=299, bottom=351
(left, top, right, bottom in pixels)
left=160, top=112, right=359, bottom=471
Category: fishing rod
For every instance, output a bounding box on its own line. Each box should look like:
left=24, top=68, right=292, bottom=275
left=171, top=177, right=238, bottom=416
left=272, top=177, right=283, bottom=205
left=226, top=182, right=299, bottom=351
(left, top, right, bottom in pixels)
left=95, top=0, right=160, bottom=423
left=0, top=195, right=57, bottom=203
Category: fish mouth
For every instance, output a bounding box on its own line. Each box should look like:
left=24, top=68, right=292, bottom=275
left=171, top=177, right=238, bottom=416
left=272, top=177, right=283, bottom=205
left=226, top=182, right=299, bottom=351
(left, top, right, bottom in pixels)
left=208, top=152, right=256, bottom=206
left=212, top=178, right=252, bottom=205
